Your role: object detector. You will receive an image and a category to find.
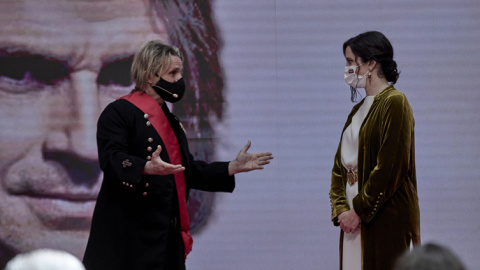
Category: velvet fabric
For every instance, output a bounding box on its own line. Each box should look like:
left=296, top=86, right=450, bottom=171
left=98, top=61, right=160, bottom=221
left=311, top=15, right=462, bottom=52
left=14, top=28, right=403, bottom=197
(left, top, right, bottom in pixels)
left=330, top=86, right=420, bottom=270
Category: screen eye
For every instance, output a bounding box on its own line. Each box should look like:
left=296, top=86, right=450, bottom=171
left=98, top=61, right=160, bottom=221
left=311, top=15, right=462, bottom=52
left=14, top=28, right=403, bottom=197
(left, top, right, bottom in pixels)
left=0, top=50, right=70, bottom=86
left=97, top=56, right=133, bottom=87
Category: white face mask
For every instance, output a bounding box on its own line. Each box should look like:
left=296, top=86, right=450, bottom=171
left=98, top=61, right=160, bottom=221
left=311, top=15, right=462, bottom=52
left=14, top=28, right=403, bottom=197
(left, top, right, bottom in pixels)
left=344, top=64, right=369, bottom=88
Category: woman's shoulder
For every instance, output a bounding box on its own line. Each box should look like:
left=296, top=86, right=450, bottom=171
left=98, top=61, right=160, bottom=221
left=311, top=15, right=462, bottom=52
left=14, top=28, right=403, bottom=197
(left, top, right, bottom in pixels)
left=379, top=86, right=409, bottom=103
left=378, top=87, right=414, bottom=116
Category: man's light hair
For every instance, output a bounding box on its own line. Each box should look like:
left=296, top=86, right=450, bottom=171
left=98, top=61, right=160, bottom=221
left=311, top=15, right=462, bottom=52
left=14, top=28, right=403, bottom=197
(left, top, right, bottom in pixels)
left=131, top=40, right=183, bottom=92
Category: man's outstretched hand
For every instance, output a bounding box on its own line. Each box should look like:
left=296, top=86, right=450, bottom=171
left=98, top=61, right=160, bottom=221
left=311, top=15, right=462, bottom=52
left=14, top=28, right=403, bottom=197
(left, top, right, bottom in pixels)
left=228, top=141, right=274, bottom=176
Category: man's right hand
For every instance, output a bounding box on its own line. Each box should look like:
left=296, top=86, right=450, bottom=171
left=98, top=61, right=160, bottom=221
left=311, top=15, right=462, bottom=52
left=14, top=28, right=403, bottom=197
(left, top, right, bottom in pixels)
left=143, top=145, right=185, bottom=175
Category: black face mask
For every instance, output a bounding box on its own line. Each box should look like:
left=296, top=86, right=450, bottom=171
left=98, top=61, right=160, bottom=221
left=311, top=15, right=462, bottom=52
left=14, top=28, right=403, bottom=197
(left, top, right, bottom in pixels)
left=152, top=77, right=186, bottom=103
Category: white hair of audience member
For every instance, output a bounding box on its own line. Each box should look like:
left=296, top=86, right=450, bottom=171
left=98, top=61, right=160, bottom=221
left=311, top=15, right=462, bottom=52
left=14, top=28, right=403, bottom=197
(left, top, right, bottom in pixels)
left=394, top=243, right=466, bottom=270
left=4, top=249, right=85, bottom=270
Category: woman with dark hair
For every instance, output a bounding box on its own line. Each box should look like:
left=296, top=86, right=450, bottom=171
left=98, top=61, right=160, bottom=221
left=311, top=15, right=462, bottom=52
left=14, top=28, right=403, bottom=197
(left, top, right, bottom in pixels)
left=329, top=31, right=420, bottom=270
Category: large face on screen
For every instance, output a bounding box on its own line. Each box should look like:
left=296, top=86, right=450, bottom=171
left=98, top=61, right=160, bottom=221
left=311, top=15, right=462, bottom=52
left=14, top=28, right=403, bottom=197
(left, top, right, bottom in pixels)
left=0, top=0, right=224, bottom=263
left=0, top=0, right=166, bottom=259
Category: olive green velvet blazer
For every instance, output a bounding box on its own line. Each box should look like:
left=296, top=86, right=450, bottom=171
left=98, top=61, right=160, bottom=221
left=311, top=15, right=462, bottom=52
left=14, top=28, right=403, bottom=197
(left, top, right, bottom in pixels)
left=330, top=85, right=421, bottom=270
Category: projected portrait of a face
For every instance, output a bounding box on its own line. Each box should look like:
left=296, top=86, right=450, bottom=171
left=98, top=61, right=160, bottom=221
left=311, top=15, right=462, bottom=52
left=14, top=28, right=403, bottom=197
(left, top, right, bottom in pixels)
left=0, top=0, right=224, bottom=266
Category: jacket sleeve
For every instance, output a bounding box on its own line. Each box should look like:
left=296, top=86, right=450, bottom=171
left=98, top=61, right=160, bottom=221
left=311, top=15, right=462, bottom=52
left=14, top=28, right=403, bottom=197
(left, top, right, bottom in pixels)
left=353, top=93, right=413, bottom=223
left=330, top=141, right=350, bottom=226
left=329, top=103, right=362, bottom=226
left=187, top=155, right=235, bottom=193
left=97, top=102, right=147, bottom=187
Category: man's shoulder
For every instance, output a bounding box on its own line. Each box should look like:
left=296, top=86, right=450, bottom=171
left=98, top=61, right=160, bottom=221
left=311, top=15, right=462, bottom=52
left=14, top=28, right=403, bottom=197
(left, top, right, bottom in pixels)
left=106, top=98, right=140, bottom=112
left=99, top=98, right=141, bottom=123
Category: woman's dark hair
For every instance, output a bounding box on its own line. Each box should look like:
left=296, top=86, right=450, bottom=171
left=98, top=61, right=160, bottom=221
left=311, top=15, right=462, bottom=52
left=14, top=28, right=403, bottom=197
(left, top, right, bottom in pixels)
left=343, top=31, right=400, bottom=101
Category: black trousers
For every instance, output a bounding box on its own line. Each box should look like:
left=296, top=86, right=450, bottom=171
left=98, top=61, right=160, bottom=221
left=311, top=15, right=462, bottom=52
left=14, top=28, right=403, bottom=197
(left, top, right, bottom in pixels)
left=165, top=216, right=186, bottom=270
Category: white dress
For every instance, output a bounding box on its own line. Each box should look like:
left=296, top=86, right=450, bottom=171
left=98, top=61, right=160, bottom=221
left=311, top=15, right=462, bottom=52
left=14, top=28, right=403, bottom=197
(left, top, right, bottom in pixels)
left=340, top=95, right=375, bottom=270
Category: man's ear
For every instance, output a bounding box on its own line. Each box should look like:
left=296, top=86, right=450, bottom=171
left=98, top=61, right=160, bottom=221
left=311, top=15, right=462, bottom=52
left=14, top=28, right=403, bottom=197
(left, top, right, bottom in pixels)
left=147, top=73, right=155, bottom=85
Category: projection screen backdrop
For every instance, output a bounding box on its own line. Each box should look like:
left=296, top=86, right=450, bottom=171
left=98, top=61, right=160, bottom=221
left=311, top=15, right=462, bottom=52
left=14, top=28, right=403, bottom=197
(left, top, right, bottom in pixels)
left=0, top=0, right=479, bottom=269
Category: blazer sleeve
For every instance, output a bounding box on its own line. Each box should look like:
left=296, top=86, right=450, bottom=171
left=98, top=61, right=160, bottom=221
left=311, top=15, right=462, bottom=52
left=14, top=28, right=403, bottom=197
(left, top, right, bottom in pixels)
left=353, top=93, right=413, bottom=223
left=96, top=102, right=147, bottom=187
left=187, top=155, right=235, bottom=193
left=330, top=141, right=350, bottom=226
left=329, top=103, right=361, bottom=226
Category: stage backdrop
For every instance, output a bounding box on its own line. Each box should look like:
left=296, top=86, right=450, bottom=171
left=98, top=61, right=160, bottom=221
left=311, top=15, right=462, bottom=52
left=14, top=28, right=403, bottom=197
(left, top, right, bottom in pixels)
left=0, top=0, right=479, bottom=269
